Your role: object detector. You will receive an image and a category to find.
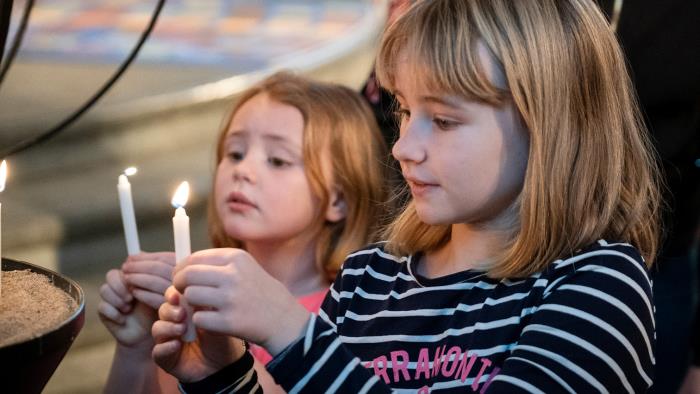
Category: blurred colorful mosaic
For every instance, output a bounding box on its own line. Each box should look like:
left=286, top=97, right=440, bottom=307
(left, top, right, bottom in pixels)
left=7, top=0, right=370, bottom=68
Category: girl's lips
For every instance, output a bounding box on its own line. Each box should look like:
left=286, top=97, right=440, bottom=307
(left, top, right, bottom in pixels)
left=226, top=192, right=257, bottom=211
left=406, top=178, right=439, bottom=197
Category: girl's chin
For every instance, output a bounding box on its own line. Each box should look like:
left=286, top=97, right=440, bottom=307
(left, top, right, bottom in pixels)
left=223, top=224, right=255, bottom=240
left=223, top=225, right=280, bottom=243
left=415, top=210, right=453, bottom=226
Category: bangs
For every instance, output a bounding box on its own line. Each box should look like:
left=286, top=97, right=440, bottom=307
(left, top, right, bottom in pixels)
left=375, top=0, right=507, bottom=105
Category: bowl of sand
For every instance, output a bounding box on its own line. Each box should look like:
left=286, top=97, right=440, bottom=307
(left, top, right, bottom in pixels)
left=0, top=258, right=85, bottom=394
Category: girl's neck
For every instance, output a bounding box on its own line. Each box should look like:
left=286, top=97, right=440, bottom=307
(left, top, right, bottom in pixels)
left=423, top=210, right=518, bottom=279
left=244, top=237, right=328, bottom=297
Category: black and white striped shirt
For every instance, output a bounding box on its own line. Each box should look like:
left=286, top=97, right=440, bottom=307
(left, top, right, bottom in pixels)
left=186, top=240, right=656, bottom=393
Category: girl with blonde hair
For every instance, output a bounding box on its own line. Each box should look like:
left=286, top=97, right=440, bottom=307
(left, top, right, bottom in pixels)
left=152, top=1, right=661, bottom=392
left=98, top=72, right=389, bottom=392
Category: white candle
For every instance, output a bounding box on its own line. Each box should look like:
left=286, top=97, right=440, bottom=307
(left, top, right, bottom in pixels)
left=0, top=160, right=7, bottom=298
left=171, top=181, right=196, bottom=342
left=173, top=207, right=191, bottom=263
left=117, top=168, right=140, bottom=255
left=171, top=181, right=191, bottom=263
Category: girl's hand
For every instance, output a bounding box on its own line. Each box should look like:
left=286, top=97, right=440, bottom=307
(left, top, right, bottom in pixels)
left=122, top=252, right=176, bottom=309
left=173, top=248, right=311, bottom=356
left=152, top=287, right=245, bottom=382
left=98, top=269, right=156, bottom=349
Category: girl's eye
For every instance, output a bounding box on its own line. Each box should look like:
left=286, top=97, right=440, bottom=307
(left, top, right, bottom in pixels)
left=433, top=117, right=459, bottom=130
left=228, top=151, right=244, bottom=161
left=394, top=108, right=411, bottom=122
left=268, top=157, right=290, bottom=167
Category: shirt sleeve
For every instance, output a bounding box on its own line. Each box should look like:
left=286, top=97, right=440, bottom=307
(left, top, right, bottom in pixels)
left=177, top=351, right=262, bottom=394
left=485, top=248, right=656, bottom=393
left=266, top=314, right=392, bottom=393
left=266, top=255, right=395, bottom=393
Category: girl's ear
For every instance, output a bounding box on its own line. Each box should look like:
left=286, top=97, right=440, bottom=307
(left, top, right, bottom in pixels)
left=325, top=188, right=347, bottom=223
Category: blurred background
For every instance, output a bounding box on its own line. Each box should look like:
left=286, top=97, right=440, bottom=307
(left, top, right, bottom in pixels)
left=0, top=0, right=386, bottom=392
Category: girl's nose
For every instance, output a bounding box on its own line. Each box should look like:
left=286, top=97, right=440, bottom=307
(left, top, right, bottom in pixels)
left=232, top=156, right=256, bottom=183
left=392, top=121, right=427, bottom=164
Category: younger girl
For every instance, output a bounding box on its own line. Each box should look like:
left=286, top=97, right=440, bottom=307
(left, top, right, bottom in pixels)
left=153, top=0, right=661, bottom=392
left=98, top=72, right=389, bottom=392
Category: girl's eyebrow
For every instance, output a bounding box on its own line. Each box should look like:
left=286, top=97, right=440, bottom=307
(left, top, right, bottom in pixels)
left=225, top=129, right=248, bottom=140
left=226, top=130, right=301, bottom=150
left=393, top=90, right=464, bottom=110
left=261, top=133, right=294, bottom=144
left=421, top=96, right=464, bottom=109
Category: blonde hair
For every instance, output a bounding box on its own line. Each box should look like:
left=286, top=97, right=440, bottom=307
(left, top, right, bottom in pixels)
left=208, top=72, right=389, bottom=282
left=376, top=0, right=662, bottom=277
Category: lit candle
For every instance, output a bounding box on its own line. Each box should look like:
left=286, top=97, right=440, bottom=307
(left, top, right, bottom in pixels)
left=171, top=181, right=196, bottom=341
left=117, top=167, right=140, bottom=256
left=0, top=160, right=7, bottom=298
left=171, top=181, right=191, bottom=263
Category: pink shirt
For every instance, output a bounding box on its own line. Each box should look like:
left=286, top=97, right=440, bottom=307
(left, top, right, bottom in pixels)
left=249, top=289, right=328, bottom=365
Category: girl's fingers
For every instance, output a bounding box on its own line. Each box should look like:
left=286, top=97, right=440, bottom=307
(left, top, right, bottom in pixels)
left=187, top=249, right=240, bottom=266
left=174, top=249, right=250, bottom=273
left=128, top=251, right=175, bottom=264
left=97, top=301, right=125, bottom=325
left=164, top=286, right=181, bottom=305
left=152, top=340, right=181, bottom=366
left=132, top=289, right=165, bottom=310
left=158, top=301, right=185, bottom=323
left=152, top=320, right=186, bottom=343
left=105, top=269, right=132, bottom=302
left=99, top=283, right=132, bottom=313
left=183, top=286, right=223, bottom=309
left=141, top=252, right=177, bottom=266
left=191, top=311, right=230, bottom=335
left=124, top=273, right=171, bottom=294
left=122, top=260, right=174, bottom=280
left=173, top=265, right=227, bottom=291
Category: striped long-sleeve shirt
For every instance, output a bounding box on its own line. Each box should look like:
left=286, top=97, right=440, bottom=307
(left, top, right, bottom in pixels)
left=183, top=240, right=656, bottom=393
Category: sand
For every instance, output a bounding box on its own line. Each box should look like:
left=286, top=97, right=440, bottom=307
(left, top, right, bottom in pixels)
left=0, top=270, right=78, bottom=347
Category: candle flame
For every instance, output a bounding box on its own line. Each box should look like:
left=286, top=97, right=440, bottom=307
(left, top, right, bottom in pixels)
left=171, top=181, right=190, bottom=208
left=124, top=167, right=138, bottom=177
left=0, top=160, right=7, bottom=192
